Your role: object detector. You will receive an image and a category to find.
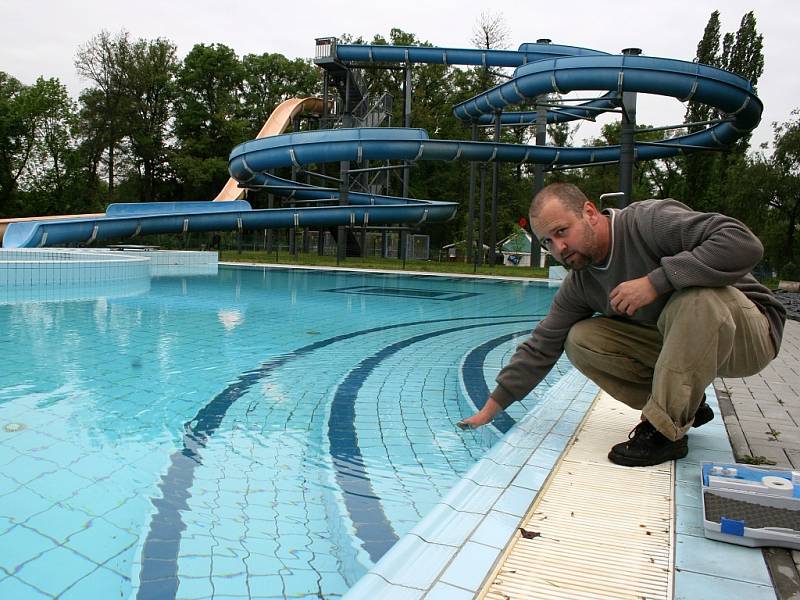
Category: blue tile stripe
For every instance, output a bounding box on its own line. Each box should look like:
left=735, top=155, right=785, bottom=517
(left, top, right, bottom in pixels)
left=329, top=319, right=536, bottom=563
left=461, top=329, right=535, bottom=434
left=136, top=314, right=538, bottom=598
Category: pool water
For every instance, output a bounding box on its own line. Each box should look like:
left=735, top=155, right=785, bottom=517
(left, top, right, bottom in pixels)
left=0, top=266, right=568, bottom=599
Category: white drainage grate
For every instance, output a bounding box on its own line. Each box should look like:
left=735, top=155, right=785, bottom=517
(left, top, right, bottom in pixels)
left=482, top=392, right=674, bottom=600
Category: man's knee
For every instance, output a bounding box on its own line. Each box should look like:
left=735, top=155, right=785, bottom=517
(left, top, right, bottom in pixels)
left=662, top=286, right=727, bottom=315
left=658, top=287, right=729, bottom=332
left=564, top=319, right=598, bottom=368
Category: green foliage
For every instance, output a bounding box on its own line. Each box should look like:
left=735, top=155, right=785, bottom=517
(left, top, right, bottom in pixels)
left=684, top=10, right=764, bottom=214
left=118, top=37, right=179, bottom=201
left=0, top=73, right=93, bottom=216
left=241, top=53, right=321, bottom=136
left=712, top=111, right=800, bottom=270
left=74, top=30, right=132, bottom=197
left=781, top=262, right=799, bottom=281
left=173, top=43, right=249, bottom=199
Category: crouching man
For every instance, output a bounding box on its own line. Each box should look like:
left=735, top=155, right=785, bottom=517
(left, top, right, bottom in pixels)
left=459, top=183, right=786, bottom=467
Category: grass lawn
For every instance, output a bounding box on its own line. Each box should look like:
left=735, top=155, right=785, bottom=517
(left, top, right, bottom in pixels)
left=219, top=250, right=550, bottom=279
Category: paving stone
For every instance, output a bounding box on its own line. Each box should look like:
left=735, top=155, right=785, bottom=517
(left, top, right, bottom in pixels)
left=759, top=407, right=792, bottom=419
left=737, top=420, right=771, bottom=433
left=721, top=416, right=750, bottom=457
left=746, top=444, right=790, bottom=467
left=785, top=449, right=800, bottom=469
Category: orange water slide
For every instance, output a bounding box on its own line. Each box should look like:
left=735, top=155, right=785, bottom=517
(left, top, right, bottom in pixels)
left=213, top=97, right=326, bottom=201
left=0, top=97, right=326, bottom=243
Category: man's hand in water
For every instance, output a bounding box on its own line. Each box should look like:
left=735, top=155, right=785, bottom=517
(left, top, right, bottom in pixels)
left=456, top=396, right=503, bottom=430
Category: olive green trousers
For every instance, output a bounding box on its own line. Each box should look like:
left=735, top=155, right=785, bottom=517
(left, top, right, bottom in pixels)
left=564, top=286, right=775, bottom=441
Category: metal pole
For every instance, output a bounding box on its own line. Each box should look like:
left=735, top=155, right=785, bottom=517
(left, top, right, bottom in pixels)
left=343, top=71, right=353, bottom=128
left=402, top=65, right=412, bottom=199
left=489, top=111, right=501, bottom=266
left=401, top=65, right=412, bottom=266
left=360, top=220, right=367, bottom=258
left=478, top=163, right=486, bottom=267
left=290, top=164, right=298, bottom=256
left=619, top=47, right=641, bottom=207
left=338, top=161, right=348, bottom=264
left=319, top=84, right=327, bottom=256
left=302, top=170, right=311, bottom=253
left=322, top=72, right=329, bottom=129
left=266, top=174, right=274, bottom=253
left=531, top=96, right=547, bottom=269
left=467, top=123, right=477, bottom=264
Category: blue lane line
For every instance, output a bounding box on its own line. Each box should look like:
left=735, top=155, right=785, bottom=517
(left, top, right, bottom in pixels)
left=328, top=319, right=529, bottom=563
left=461, top=329, right=535, bottom=434
left=136, top=314, right=537, bottom=599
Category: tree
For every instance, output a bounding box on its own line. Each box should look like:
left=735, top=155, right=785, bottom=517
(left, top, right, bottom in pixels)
left=241, top=53, right=320, bottom=136
left=23, top=79, right=78, bottom=212
left=770, top=113, right=800, bottom=265
left=118, top=37, right=179, bottom=201
left=173, top=43, right=248, bottom=199
left=684, top=11, right=721, bottom=207
left=0, top=72, right=35, bottom=212
left=75, top=30, right=130, bottom=198
left=720, top=11, right=764, bottom=151
left=683, top=11, right=764, bottom=213
left=0, top=74, right=81, bottom=216
left=470, top=11, right=511, bottom=97
left=734, top=113, right=800, bottom=269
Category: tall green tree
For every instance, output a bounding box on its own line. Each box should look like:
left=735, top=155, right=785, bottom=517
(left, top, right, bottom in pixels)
left=684, top=11, right=722, bottom=208
left=0, top=74, right=81, bottom=216
left=769, top=112, right=800, bottom=265
left=683, top=11, right=764, bottom=212
left=75, top=30, right=131, bottom=198
left=727, top=113, right=800, bottom=270
left=118, top=37, right=179, bottom=201
left=173, top=43, right=247, bottom=199
left=720, top=11, right=764, bottom=150
left=23, top=79, right=78, bottom=212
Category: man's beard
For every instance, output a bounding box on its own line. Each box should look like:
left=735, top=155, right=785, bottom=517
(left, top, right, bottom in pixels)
left=561, top=222, right=596, bottom=270
left=562, top=250, right=591, bottom=270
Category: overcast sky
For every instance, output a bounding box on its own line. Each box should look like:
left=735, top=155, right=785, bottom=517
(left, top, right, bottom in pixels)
left=2, top=0, right=798, bottom=152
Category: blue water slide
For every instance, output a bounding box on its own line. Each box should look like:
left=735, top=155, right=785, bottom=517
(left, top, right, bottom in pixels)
left=453, top=54, right=762, bottom=153
left=3, top=41, right=762, bottom=249
left=333, top=41, right=609, bottom=66
left=3, top=195, right=452, bottom=249
left=335, top=42, right=617, bottom=126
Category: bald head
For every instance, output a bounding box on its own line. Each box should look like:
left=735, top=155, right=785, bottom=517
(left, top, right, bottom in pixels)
left=530, top=183, right=590, bottom=219
left=528, top=182, right=611, bottom=270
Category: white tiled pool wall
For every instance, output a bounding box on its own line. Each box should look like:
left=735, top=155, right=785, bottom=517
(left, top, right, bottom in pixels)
left=133, top=250, right=217, bottom=267
left=0, top=249, right=149, bottom=286
left=145, top=250, right=218, bottom=276
left=0, top=249, right=218, bottom=287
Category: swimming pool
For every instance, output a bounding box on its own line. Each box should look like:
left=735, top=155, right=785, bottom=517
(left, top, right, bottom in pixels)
left=0, top=265, right=570, bottom=599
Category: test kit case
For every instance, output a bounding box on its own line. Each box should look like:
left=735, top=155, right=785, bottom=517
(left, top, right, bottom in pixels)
left=701, top=462, right=800, bottom=550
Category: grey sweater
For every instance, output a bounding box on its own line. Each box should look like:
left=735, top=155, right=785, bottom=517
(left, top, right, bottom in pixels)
left=491, top=199, right=787, bottom=408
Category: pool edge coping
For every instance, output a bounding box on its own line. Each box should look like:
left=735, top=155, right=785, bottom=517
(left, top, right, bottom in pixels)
left=219, top=261, right=563, bottom=285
